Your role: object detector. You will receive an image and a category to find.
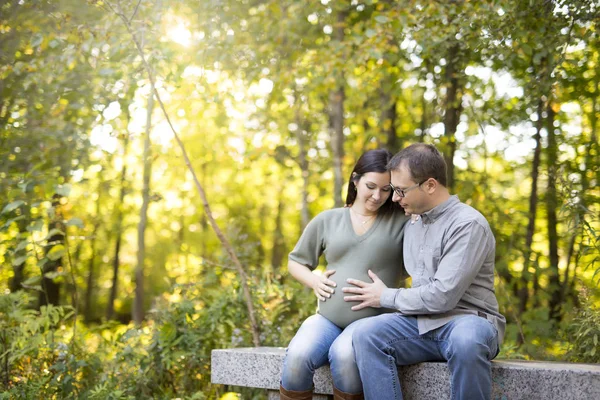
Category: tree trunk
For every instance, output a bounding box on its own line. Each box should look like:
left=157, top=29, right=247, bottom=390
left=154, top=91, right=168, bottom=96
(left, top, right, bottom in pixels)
left=84, top=186, right=103, bottom=323
left=419, top=87, right=428, bottom=143
left=517, top=98, right=544, bottom=318
left=39, top=194, right=63, bottom=307
left=442, top=44, right=463, bottom=190
left=546, top=101, right=561, bottom=320
left=270, top=187, right=286, bottom=271
left=256, top=203, right=266, bottom=267
left=106, top=110, right=131, bottom=320
left=294, top=92, right=310, bottom=230
left=563, top=86, right=598, bottom=304
left=381, top=88, right=398, bottom=153
left=532, top=254, right=541, bottom=308
left=586, top=78, right=599, bottom=206
left=330, top=87, right=345, bottom=207
left=133, top=89, right=154, bottom=325
left=200, top=160, right=208, bottom=260
left=563, top=226, right=578, bottom=304
left=9, top=205, right=29, bottom=292
left=330, top=9, right=346, bottom=208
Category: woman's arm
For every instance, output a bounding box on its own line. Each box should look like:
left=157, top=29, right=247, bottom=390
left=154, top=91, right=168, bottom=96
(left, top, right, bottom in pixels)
left=288, top=259, right=337, bottom=302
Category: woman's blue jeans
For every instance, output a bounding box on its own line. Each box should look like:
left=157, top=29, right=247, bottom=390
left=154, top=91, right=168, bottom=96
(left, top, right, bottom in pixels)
left=352, top=313, right=499, bottom=400
left=281, top=313, right=363, bottom=394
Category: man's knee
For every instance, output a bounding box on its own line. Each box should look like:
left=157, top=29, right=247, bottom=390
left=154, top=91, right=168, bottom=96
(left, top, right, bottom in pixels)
left=351, top=318, right=380, bottom=349
left=447, top=317, right=497, bottom=360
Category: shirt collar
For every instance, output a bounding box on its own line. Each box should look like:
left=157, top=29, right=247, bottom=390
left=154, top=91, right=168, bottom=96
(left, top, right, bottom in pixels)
left=420, top=195, right=459, bottom=224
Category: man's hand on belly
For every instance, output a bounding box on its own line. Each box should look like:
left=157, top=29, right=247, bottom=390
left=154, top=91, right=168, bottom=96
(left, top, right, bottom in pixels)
left=343, top=269, right=387, bottom=310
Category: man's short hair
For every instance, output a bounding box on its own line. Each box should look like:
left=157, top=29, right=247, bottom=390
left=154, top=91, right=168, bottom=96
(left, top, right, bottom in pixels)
left=387, top=143, right=448, bottom=187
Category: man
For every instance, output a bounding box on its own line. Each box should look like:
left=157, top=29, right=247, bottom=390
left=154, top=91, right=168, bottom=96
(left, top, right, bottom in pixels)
left=343, top=143, right=505, bottom=400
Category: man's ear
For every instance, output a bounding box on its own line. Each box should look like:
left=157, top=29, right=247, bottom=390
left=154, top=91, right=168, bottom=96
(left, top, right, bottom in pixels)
left=424, top=178, right=438, bottom=194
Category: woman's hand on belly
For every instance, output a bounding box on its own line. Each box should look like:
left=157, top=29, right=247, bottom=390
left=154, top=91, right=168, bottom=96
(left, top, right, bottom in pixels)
left=311, top=269, right=337, bottom=302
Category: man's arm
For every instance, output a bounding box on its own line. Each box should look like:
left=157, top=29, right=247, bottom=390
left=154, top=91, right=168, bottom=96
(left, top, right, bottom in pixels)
left=343, top=220, right=491, bottom=313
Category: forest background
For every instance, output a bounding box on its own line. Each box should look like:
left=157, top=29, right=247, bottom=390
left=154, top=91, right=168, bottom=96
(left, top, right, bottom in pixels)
left=1, top=0, right=599, bottom=399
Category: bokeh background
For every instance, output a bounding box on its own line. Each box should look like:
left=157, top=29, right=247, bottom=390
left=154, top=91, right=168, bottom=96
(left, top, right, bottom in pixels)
left=1, top=0, right=599, bottom=398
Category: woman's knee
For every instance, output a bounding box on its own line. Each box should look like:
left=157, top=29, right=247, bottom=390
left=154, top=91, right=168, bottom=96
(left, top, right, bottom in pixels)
left=329, top=334, right=362, bottom=393
left=281, top=345, right=319, bottom=390
left=329, top=333, right=355, bottom=366
left=285, top=346, right=312, bottom=371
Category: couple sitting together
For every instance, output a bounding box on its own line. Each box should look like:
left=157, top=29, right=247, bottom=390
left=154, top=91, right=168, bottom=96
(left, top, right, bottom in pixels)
left=280, top=143, right=506, bottom=400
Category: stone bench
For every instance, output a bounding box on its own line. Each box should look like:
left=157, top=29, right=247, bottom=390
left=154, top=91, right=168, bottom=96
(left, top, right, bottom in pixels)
left=211, top=347, right=600, bottom=400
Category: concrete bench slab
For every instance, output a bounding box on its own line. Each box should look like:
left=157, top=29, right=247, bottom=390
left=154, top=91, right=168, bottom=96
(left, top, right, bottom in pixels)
left=211, top=347, right=600, bottom=400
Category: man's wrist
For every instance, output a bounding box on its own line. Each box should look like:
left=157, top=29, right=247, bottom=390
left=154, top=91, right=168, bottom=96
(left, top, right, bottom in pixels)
left=380, top=288, right=400, bottom=309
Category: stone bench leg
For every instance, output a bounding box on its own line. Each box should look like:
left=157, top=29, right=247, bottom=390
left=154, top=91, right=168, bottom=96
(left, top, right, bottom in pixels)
left=267, top=390, right=332, bottom=400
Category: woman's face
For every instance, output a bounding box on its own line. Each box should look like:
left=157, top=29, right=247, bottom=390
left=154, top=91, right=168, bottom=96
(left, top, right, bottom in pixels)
left=354, top=171, right=392, bottom=213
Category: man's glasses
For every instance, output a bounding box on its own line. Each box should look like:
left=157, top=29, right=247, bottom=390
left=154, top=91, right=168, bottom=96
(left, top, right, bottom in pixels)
left=389, top=181, right=425, bottom=198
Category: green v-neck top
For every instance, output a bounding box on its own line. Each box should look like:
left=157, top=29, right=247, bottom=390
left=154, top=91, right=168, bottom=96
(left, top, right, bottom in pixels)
left=289, top=207, right=409, bottom=328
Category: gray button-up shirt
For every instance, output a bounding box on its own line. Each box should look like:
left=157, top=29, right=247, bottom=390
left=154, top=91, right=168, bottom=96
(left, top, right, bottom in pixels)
left=380, top=195, right=506, bottom=343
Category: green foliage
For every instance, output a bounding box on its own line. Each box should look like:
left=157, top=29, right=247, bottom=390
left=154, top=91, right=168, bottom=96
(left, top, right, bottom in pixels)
left=0, top=291, right=84, bottom=399
left=566, top=291, right=600, bottom=363
left=0, top=261, right=313, bottom=398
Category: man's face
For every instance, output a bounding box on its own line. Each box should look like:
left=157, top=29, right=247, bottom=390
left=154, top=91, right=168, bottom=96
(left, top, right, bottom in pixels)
left=390, top=166, right=429, bottom=215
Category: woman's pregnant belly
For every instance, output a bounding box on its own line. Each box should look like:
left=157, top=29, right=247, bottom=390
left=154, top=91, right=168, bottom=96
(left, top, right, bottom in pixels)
left=318, top=266, right=400, bottom=329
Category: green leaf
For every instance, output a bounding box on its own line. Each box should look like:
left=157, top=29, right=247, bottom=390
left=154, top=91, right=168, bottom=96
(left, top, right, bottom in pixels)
left=37, top=257, right=48, bottom=268
left=44, top=271, right=65, bottom=280
left=31, top=34, right=43, bottom=47
left=47, top=245, right=65, bottom=261
left=55, top=184, right=72, bottom=197
left=15, top=239, right=29, bottom=252
left=23, top=276, right=41, bottom=286
left=365, top=29, right=377, bottom=38
left=66, top=218, right=84, bottom=228
left=27, top=219, right=44, bottom=232
left=12, top=255, right=28, bottom=267
left=1, top=215, right=25, bottom=231
left=375, top=16, right=389, bottom=24
left=99, top=68, right=114, bottom=76
left=1, top=201, right=25, bottom=214
left=21, top=284, right=43, bottom=292
left=46, top=228, right=65, bottom=239
left=18, top=181, right=29, bottom=193
left=160, top=322, right=177, bottom=343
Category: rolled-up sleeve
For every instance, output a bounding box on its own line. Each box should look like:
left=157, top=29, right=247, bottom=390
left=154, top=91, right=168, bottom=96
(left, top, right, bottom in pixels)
left=288, top=214, right=325, bottom=270
left=380, top=221, right=491, bottom=314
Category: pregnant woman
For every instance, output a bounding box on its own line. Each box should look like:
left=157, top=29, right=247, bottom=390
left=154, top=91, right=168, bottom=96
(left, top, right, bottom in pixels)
left=280, top=149, right=409, bottom=400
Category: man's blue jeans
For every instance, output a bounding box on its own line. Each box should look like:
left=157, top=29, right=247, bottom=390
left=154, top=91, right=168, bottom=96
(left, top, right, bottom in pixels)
left=281, top=314, right=363, bottom=394
left=352, top=313, right=499, bottom=400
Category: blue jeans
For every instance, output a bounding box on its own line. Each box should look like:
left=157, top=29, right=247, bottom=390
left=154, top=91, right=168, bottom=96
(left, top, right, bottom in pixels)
left=281, top=314, right=363, bottom=394
left=352, top=313, right=499, bottom=400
